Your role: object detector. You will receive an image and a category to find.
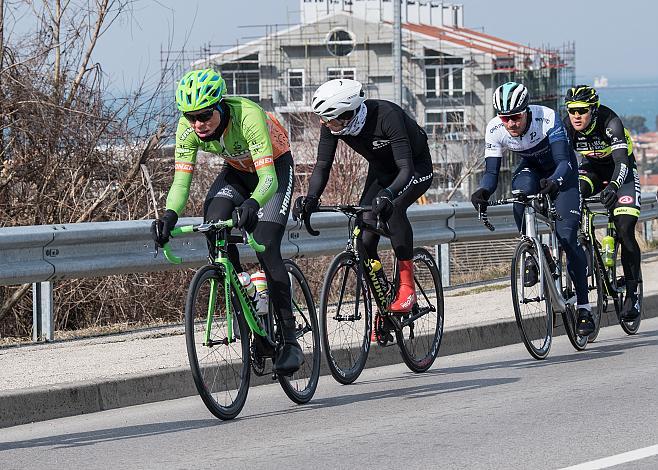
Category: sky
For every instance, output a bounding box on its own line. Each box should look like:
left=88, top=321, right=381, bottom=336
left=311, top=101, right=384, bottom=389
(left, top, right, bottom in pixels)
left=8, top=0, right=658, bottom=89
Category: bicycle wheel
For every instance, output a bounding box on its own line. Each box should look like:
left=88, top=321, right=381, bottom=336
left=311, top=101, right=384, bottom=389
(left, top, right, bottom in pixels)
left=558, top=248, right=588, bottom=351
left=320, top=251, right=371, bottom=385
left=619, top=267, right=642, bottom=335
left=511, top=239, right=553, bottom=360
left=395, top=247, right=444, bottom=373
left=586, top=244, right=605, bottom=342
left=185, top=265, right=251, bottom=420
left=277, top=259, right=321, bottom=404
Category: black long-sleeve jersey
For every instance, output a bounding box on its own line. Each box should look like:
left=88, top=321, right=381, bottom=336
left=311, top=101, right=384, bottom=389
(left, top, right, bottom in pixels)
left=307, top=99, right=431, bottom=199
left=563, top=105, right=637, bottom=189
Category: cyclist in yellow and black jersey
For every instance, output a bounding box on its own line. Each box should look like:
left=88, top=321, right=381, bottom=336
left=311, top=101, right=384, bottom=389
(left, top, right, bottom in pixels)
left=563, top=85, right=642, bottom=321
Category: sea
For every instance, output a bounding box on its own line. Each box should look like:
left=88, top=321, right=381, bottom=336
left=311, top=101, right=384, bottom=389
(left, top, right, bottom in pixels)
left=591, top=77, right=658, bottom=132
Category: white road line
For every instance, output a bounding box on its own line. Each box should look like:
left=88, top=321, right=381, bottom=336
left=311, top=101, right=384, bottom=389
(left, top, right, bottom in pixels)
left=559, top=444, right=658, bottom=470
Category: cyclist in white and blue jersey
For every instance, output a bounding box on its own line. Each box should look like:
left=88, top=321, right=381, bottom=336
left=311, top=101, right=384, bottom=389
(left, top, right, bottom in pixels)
left=470, top=82, right=594, bottom=336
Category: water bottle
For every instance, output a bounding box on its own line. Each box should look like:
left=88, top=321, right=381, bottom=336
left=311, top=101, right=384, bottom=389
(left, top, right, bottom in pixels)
left=601, top=235, right=615, bottom=268
left=368, top=259, right=388, bottom=291
left=250, top=270, right=269, bottom=316
left=237, top=272, right=256, bottom=298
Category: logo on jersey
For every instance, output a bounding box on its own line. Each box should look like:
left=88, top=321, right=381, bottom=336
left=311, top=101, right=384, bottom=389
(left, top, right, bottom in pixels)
left=618, top=195, right=633, bottom=204
left=175, top=161, right=194, bottom=173
left=605, top=127, right=613, bottom=138
left=530, top=131, right=537, bottom=141
left=372, top=139, right=390, bottom=149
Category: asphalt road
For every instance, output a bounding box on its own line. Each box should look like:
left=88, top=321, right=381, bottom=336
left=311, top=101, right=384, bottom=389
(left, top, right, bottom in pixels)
left=2, top=318, right=658, bottom=470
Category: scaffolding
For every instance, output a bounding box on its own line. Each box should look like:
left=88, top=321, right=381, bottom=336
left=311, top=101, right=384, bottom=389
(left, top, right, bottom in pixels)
left=160, top=1, right=575, bottom=201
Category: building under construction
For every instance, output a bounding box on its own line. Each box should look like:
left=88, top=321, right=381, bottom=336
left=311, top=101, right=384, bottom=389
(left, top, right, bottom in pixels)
left=164, top=0, right=575, bottom=201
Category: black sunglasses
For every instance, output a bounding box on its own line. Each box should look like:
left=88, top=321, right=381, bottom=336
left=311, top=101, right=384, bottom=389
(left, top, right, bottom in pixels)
left=567, top=107, right=591, bottom=116
left=184, top=108, right=215, bottom=123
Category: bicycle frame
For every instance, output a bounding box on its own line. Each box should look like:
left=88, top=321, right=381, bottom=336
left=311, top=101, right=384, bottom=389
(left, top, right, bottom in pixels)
left=163, top=221, right=267, bottom=344
left=484, top=195, right=572, bottom=314
left=580, top=199, right=620, bottom=303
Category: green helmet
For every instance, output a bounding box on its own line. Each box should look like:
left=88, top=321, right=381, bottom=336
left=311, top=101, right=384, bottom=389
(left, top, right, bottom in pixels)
left=175, top=68, right=226, bottom=112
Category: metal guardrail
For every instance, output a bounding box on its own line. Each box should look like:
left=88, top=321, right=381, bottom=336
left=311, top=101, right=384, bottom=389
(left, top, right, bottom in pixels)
left=1, top=194, right=657, bottom=286
left=1, top=194, right=656, bottom=341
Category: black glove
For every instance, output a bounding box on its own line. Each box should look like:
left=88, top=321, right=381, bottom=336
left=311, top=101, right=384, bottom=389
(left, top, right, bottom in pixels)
left=470, top=188, right=490, bottom=212
left=292, top=195, right=319, bottom=221
left=539, top=178, right=559, bottom=198
left=372, top=189, right=394, bottom=222
left=151, top=209, right=178, bottom=248
left=232, top=198, right=260, bottom=233
left=600, top=184, right=618, bottom=210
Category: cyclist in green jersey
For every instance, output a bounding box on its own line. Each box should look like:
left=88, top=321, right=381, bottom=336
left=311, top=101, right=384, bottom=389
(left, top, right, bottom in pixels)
left=151, top=68, right=303, bottom=374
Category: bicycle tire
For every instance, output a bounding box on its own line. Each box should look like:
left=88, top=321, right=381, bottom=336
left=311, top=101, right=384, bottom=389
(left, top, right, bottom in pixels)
left=277, top=259, right=321, bottom=404
left=586, top=245, right=605, bottom=342
left=395, top=247, right=444, bottom=373
left=558, top=248, right=588, bottom=351
left=185, top=265, right=251, bottom=420
left=511, top=239, right=553, bottom=360
left=320, top=251, right=371, bottom=385
left=619, top=268, right=642, bottom=335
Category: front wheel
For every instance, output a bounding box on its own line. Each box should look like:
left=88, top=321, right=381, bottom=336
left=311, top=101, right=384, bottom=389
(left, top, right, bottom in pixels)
left=511, top=239, right=553, bottom=360
left=320, top=251, right=372, bottom=385
left=277, top=259, right=321, bottom=404
left=395, top=247, right=444, bottom=373
left=185, top=265, right=251, bottom=420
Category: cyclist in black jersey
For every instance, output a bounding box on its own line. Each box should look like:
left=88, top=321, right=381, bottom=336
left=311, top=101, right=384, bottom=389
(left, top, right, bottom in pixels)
left=563, top=85, right=642, bottom=321
left=293, top=79, right=433, bottom=313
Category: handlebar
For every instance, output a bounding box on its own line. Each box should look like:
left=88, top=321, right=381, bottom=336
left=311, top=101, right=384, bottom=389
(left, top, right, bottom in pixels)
left=299, top=204, right=391, bottom=237
left=478, top=193, right=561, bottom=231
left=161, top=219, right=265, bottom=265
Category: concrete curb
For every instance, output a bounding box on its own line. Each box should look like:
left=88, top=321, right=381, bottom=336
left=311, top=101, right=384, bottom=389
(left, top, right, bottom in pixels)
left=2, top=294, right=656, bottom=429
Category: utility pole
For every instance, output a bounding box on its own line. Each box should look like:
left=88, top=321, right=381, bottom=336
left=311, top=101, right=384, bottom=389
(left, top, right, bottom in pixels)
left=393, top=0, right=402, bottom=106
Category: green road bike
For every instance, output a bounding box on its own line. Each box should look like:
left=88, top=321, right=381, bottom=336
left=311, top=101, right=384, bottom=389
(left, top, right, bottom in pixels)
left=162, top=220, right=321, bottom=420
left=302, top=205, right=444, bottom=384
left=579, top=197, right=643, bottom=341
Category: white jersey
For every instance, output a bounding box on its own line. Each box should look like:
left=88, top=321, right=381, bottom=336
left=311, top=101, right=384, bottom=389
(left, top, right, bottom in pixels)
left=479, top=105, right=575, bottom=193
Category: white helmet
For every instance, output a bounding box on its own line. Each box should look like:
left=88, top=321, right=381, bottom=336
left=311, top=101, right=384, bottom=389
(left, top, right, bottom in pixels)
left=312, top=79, right=365, bottom=121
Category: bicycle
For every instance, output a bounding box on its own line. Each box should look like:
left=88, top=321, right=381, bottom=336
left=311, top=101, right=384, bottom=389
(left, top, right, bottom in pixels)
left=301, top=205, right=444, bottom=384
left=161, top=219, right=321, bottom=420
left=480, top=193, right=588, bottom=360
left=579, top=197, right=643, bottom=340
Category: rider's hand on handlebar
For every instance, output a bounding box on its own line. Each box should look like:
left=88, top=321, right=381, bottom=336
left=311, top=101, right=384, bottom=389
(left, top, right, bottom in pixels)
left=600, top=183, right=618, bottom=210
left=151, top=209, right=178, bottom=248
left=232, top=198, right=260, bottom=233
left=470, top=187, right=490, bottom=213
left=292, top=195, right=319, bottom=221
left=539, top=178, right=559, bottom=198
left=372, top=189, right=394, bottom=222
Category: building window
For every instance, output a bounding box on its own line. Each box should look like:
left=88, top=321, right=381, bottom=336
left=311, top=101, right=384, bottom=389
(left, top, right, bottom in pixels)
left=288, top=69, right=305, bottom=103
left=327, top=67, right=356, bottom=81
left=425, top=109, right=465, bottom=136
left=326, top=28, right=355, bottom=57
left=424, top=49, right=464, bottom=98
left=219, top=53, right=260, bottom=102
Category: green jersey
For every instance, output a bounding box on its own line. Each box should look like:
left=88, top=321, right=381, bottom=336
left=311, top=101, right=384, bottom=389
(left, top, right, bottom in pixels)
left=166, top=96, right=290, bottom=215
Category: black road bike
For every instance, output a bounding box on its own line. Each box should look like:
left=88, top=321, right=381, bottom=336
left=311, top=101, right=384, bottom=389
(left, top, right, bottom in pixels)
left=302, top=205, right=444, bottom=384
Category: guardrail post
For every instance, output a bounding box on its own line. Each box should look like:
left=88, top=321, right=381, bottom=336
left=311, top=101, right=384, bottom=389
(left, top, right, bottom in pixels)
left=436, top=244, right=450, bottom=287
left=645, top=220, right=654, bottom=244
left=32, top=281, right=54, bottom=342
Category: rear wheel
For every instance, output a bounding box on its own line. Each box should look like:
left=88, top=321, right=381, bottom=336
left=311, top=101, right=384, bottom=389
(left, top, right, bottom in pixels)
left=277, top=260, right=321, bottom=404
left=320, top=251, right=371, bottom=385
left=559, top=248, right=588, bottom=351
left=395, top=247, right=444, bottom=373
left=185, top=265, right=251, bottom=420
left=619, top=267, right=642, bottom=335
left=511, top=239, right=552, bottom=360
